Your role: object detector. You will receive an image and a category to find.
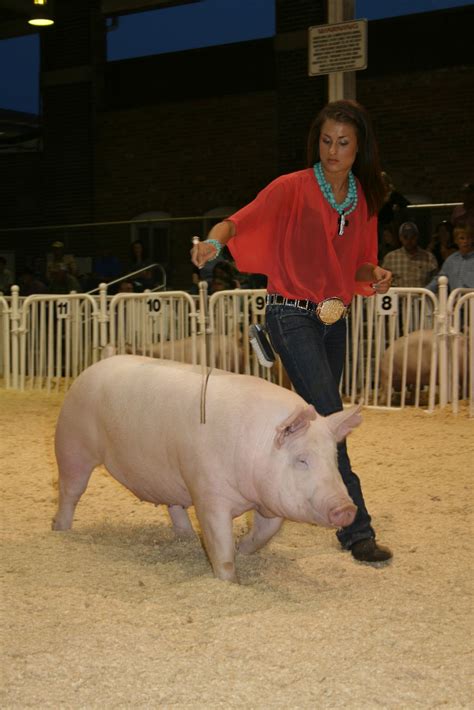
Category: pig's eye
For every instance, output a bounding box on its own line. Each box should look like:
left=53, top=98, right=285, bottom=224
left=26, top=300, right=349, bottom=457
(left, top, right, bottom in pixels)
left=295, top=457, right=309, bottom=470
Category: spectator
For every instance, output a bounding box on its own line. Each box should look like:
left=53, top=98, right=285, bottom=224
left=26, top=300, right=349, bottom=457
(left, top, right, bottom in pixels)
left=194, top=245, right=240, bottom=291
left=0, top=256, right=14, bottom=295
left=47, top=264, right=81, bottom=294
left=127, top=240, right=155, bottom=290
left=30, top=256, right=48, bottom=284
left=117, top=279, right=135, bottom=293
left=210, top=277, right=233, bottom=293
left=378, top=224, right=399, bottom=262
left=243, top=272, right=267, bottom=289
left=18, top=267, right=47, bottom=296
left=92, top=248, right=122, bottom=284
left=426, top=227, right=474, bottom=292
left=211, top=260, right=240, bottom=289
left=378, top=172, right=410, bottom=233
left=451, top=183, right=474, bottom=231
left=189, top=265, right=201, bottom=294
left=382, top=221, right=438, bottom=287
left=427, top=220, right=456, bottom=267
left=196, top=258, right=215, bottom=290
left=46, top=241, right=78, bottom=282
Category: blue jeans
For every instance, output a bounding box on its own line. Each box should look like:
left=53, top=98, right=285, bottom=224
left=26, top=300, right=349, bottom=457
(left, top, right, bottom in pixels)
left=265, top=305, right=375, bottom=548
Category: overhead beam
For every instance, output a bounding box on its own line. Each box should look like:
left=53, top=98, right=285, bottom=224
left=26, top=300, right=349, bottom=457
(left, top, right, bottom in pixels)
left=101, top=0, right=200, bottom=16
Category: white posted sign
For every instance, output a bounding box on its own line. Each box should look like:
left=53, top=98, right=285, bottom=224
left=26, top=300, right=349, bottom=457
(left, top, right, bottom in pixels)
left=308, top=19, right=367, bottom=77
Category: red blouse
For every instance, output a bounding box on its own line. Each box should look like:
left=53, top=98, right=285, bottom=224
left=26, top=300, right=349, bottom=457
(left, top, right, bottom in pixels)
left=227, top=168, right=378, bottom=304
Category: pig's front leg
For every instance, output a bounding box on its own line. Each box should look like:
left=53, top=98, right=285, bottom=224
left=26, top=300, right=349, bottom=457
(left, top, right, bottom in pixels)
left=193, top=502, right=238, bottom=583
left=237, top=511, right=283, bottom=555
left=167, top=505, right=196, bottom=539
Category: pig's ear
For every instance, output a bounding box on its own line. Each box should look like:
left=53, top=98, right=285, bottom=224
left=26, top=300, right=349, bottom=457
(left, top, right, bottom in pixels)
left=274, top=405, right=317, bottom=449
left=326, top=405, right=362, bottom=442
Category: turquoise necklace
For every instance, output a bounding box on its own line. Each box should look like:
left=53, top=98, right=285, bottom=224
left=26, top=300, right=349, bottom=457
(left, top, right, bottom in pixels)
left=314, top=161, right=358, bottom=235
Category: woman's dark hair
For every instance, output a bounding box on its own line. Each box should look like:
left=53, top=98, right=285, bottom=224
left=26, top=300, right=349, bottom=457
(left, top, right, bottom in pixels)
left=212, top=260, right=237, bottom=279
left=130, top=239, right=147, bottom=260
left=435, top=220, right=454, bottom=237
left=306, top=99, right=385, bottom=216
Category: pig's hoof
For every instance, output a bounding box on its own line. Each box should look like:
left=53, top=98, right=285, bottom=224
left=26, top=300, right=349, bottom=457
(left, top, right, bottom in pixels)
left=350, top=538, right=392, bottom=565
left=51, top=518, right=70, bottom=531
left=236, top=537, right=256, bottom=555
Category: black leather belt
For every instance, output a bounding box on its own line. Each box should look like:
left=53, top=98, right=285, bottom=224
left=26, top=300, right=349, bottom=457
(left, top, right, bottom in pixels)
left=265, top=293, right=349, bottom=325
left=266, top=294, right=318, bottom=311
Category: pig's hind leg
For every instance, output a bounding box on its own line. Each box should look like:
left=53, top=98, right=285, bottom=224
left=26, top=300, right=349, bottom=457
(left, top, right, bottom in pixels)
left=237, top=511, right=283, bottom=555
left=168, top=505, right=196, bottom=539
left=52, top=446, right=98, bottom=531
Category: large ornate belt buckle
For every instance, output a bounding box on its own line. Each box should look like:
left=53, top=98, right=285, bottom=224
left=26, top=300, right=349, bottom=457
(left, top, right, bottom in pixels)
left=316, top=297, right=346, bottom=325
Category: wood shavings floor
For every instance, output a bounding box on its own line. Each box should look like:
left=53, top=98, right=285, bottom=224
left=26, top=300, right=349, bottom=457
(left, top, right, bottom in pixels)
left=1, top=389, right=472, bottom=709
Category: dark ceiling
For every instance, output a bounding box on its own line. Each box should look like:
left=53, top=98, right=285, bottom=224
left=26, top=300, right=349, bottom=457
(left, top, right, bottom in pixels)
left=0, top=0, right=200, bottom=39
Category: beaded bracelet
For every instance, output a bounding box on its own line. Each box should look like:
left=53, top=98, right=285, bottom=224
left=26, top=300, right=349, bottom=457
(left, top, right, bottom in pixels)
left=206, top=238, right=223, bottom=261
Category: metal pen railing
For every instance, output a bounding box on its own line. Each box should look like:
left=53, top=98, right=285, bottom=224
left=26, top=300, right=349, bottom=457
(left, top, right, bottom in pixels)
left=86, top=263, right=167, bottom=295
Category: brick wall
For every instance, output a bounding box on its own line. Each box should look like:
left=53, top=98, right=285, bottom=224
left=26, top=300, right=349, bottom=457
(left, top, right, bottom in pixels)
left=359, top=66, right=474, bottom=203
left=94, top=92, right=278, bottom=220
left=274, top=0, right=326, bottom=173
left=40, top=0, right=104, bottom=225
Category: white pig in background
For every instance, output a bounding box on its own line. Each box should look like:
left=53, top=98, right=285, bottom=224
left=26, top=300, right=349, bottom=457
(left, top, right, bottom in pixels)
left=53, top=356, right=360, bottom=583
left=379, top=329, right=436, bottom=403
left=379, top=328, right=466, bottom=404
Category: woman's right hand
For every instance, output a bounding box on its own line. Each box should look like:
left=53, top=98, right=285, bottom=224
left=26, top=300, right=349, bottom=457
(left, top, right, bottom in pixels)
left=191, top=220, right=235, bottom=268
left=191, top=239, right=220, bottom=269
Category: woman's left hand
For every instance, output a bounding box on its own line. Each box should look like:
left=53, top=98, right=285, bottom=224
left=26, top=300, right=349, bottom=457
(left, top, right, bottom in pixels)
left=372, top=266, right=392, bottom=294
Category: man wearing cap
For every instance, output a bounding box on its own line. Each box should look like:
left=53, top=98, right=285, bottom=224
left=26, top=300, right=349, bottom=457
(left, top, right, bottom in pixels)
left=381, top=222, right=438, bottom=287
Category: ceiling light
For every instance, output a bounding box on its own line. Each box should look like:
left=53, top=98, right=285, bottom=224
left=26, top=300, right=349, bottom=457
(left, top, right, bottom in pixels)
left=28, top=0, right=54, bottom=27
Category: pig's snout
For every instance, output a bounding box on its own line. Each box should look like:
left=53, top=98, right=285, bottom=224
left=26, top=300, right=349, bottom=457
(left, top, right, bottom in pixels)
left=328, top=503, right=357, bottom=528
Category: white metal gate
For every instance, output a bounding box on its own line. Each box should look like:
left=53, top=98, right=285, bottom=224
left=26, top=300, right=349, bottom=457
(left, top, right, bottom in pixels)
left=14, top=290, right=100, bottom=391
left=1, top=280, right=473, bottom=417
left=108, top=290, right=202, bottom=364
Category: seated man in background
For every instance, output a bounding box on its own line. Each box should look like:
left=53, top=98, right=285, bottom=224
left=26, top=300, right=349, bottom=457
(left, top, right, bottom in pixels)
left=47, top=264, right=81, bottom=294
left=426, top=227, right=474, bottom=293
left=46, top=241, right=78, bottom=282
left=382, top=221, right=438, bottom=287
left=117, top=279, right=135, bottom=293
left=18, top=267, right=47, bottom=296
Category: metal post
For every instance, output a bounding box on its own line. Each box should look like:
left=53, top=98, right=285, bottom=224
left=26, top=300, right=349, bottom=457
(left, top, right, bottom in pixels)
left=10, top=286, right=20, bottom=390
left=437, top=276, right=449, bottom=408
left=198, top=280, right=209, bottom=368
left=98, top=282, right=109, bottom=349
left=327, top=0, right=356, bottom=101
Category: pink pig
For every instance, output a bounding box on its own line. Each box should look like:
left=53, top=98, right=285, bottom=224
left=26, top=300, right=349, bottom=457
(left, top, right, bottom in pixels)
left=53, top=356, right=360, bottom=582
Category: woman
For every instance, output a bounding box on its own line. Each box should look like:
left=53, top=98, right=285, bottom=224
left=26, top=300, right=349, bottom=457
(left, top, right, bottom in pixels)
left=427, top=220, right=456, bottom=267
left=191, top=99, right=392, bottom=564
